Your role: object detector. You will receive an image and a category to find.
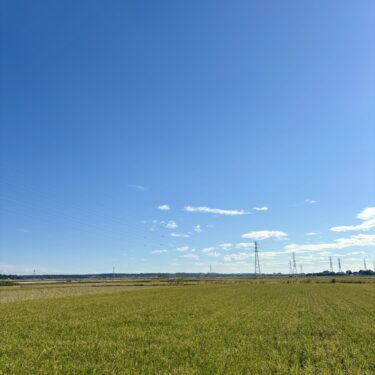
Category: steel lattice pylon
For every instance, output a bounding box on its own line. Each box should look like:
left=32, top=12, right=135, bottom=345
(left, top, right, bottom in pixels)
left=254, top=241, right=261, bottom=275
left=292, top=252, right=297, bottom=275
left=338, top=258, right=342, bottom=273
left=329, top=256, right=333, bottom=273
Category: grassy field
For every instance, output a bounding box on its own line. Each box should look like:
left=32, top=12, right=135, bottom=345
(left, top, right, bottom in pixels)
left=1, top=278, right=375, bottom=374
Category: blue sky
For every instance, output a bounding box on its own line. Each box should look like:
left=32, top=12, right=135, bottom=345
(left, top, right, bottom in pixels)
left=1, top=0, right=374, bottom=274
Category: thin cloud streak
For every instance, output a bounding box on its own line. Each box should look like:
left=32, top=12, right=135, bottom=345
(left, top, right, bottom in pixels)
left=285, top=234, right=375, bottom=253
left=305, top=199, right=317, bottom=204
left=330, top=207, right=375, bottom=232
left=184, top=206, right=249, bottom=216
left=170, top=233, right=190, bottom=238
left=253, top=206, right=268, bottom=211
left=242, top=230, right=288, bottom=240
left=128, top=184, right=146, bottom=191
left=157, top=204, right=170, bottom=211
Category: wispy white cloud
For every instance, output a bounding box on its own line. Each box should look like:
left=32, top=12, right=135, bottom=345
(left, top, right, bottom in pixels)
left=194, top=224, right=202, bottom=233
left=259, top=251, right=280, bottom=259
left=253, top=206, right=268, bottom=212
left=200, top=247, right=219, bottom=257
left=180, top=253, right=199, bottom=259
left=306, top=232, right=319, bottom=236
left=157, top=204, right=170, bottom=211
left=317, top=251, right=332, bottom=256
left=148, top=220, right=177, bottom=231
left=170, top=233, right=190, bottom=238
left=235, top=242, right=256, bottom=249
left=330, top=207, right=375, bottom=232
left=129, top=184, right=146, bottom=191
left=219, top=243, right=233, bottom=250
left=184, top=206, right=249, bottom=216
left=346, top=251, right=366, bottom=256
left=151, top=250, right=168, bottom=254
left=210, top=242, right=275, bottom=254
left=224, top=247, right=285, bottom=262
left=241, top=230, right=288, bottom=240
left=202, top=247, right=215, bottom=253
left=285, top=234, right=375, bottom=253
left=163, top=220, right=178, bottom=229
left=224, top=252, right=251, bottom=262
left=224, top=251, right=281, bottom=262
left=176, top=246, right=189, bottom=252
left=305, top=199, right=317, bottom=204
left=357, top=207, right=375, bottom=221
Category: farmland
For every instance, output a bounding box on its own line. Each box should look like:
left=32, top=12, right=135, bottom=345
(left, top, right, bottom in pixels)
left=1, top=278, right=375, bottom=374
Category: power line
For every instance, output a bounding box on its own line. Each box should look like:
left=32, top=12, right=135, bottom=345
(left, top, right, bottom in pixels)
left=0, top=178, right=166, bottom=245
left=1, top=192, right=170, bottom=250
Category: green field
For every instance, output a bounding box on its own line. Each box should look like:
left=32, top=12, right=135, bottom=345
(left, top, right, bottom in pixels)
left=1, top=278, right=375, bottom=374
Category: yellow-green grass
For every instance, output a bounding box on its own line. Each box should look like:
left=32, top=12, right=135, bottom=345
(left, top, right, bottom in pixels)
left=1, top=281, right=375, bottom=374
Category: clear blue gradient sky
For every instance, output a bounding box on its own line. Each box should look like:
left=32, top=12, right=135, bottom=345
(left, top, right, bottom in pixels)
left=1, top=1, right=374, bottom=274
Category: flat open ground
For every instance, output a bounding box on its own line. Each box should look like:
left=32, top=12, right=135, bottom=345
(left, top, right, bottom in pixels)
left=1, top=278, right=375, bottom=374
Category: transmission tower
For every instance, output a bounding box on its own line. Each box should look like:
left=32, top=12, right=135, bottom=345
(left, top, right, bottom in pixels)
left=254, top=241, right=261, bottom=275
left=329, top=256, right=333, bottom=273
left=338, top=257, right=342, bottom=273
left=363, top=258, right=367, bottom=271
left=292, top=252, right=297, bottom=275
left=209, top=264, right=212, bottom=273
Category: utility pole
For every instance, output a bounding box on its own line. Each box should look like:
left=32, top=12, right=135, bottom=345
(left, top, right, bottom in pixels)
left=338, top=258, right=342, bottom=273
left=254, top=241, right=261, bottom=276
left=329, top=256, right=333, bottom=273
left=112, top=266, right=115, bottom=279
left=292, top=252, right=297, bottom=275
left=209, top=264, right=212, bottom=274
